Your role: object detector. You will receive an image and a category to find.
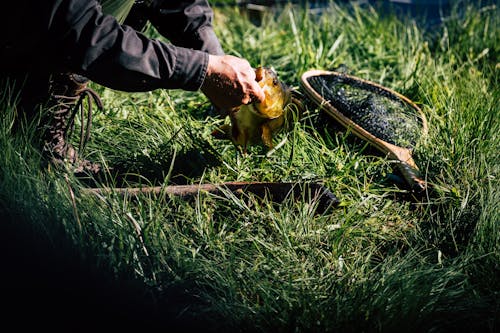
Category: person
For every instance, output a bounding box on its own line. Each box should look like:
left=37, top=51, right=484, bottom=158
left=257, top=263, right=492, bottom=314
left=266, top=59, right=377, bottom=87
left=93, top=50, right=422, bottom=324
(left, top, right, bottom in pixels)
left=0, top=0, right=265, bottom=174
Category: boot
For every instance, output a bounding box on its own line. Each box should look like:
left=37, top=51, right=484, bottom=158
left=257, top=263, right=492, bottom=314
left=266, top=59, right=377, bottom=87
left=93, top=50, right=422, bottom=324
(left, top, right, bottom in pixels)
left=43, top=73, right=103, bottom=175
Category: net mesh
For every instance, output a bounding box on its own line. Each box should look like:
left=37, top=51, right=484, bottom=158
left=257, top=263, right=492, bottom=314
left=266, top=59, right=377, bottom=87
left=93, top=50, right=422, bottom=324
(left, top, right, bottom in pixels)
left=307, top=74, right=423, bottom=148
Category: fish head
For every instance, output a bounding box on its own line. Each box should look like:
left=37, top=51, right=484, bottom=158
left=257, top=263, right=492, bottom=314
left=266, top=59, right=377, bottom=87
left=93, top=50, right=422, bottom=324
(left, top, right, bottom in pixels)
left=251, top=67, right=291, bottom=119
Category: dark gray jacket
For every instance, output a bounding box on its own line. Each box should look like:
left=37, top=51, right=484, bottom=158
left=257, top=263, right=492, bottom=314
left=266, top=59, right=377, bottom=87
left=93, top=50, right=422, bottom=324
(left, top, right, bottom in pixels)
left=0, top=0, right=224, bottom=92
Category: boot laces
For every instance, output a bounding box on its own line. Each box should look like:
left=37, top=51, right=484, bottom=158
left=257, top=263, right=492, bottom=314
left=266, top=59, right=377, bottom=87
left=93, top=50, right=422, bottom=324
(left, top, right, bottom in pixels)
left=53, top=86, right=103, bottom=156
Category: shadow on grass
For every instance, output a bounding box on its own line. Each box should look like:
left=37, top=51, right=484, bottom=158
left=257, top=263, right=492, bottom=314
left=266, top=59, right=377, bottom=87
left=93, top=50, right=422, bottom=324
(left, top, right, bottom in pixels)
left=0, top=211, right=223, bottom=332
left=104, top=140, right=223, bottom=188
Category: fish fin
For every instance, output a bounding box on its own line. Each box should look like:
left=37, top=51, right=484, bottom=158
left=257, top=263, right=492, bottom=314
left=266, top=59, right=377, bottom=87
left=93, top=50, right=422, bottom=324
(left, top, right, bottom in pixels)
left=255, top=67, right=264, bottom=82
left=240, top=128, right=250, bottom=155
left=261, top=123, right=274, bottom=149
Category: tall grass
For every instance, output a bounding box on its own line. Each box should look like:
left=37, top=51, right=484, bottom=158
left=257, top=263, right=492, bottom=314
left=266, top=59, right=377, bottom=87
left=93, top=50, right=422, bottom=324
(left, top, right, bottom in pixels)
left=0, top=1, right=498, bottom=331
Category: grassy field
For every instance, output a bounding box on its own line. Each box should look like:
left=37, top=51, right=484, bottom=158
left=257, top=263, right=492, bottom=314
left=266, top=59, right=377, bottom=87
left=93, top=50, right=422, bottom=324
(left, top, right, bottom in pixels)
left=0, top=1, right=498, bottom=332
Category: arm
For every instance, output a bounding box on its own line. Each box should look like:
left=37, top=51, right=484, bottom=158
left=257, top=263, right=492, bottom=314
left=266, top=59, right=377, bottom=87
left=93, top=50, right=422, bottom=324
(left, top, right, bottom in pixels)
left=2, top=1, right=262, bottom=108
left=54, top=0, right=262, bottom=108
left=47, top=0, right=208, bottom=92
left=124, top=0, right=264, bottom=110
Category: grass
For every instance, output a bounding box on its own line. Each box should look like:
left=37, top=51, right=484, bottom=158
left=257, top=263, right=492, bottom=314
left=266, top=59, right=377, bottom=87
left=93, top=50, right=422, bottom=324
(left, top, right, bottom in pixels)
left=0, top=1, right=498, bottom=332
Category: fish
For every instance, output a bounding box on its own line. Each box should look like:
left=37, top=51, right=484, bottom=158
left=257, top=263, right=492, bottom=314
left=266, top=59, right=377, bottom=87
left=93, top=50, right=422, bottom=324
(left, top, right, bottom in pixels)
left=212, top=66, right=294, bottom=152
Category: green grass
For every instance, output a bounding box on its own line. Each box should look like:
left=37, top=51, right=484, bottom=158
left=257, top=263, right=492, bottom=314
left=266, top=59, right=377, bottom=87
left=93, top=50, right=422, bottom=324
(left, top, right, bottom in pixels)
left=1, top=1, right=498, bottom=332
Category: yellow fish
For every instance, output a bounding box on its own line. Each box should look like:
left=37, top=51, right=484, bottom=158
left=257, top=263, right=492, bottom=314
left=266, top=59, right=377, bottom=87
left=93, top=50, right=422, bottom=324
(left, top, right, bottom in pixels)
left=212, top=67, right=293, bottom=152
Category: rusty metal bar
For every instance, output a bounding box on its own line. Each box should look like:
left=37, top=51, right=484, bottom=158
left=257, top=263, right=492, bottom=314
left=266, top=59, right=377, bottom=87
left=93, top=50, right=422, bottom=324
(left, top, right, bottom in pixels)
left=83, top=181, right=339, bottom=213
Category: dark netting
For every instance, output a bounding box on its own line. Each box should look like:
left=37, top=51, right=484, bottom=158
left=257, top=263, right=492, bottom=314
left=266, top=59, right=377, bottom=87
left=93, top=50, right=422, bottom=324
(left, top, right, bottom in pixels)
left=307, top=74, right=422, bottom=148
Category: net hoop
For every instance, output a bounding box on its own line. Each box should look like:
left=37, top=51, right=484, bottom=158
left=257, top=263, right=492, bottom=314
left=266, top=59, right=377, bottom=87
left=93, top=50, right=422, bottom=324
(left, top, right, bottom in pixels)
left=300, top=69, right=428, bottom=169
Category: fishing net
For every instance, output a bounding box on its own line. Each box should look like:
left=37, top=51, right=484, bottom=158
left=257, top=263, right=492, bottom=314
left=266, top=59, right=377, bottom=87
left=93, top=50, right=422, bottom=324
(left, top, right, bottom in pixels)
left=305, top=74, right=425, bottom=149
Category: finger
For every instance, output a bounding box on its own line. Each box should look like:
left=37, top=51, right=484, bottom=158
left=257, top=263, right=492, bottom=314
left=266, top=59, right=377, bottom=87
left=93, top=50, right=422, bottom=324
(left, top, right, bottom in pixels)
left=250, top=84, right=265, bottom=103
left=241, top=95, right=252, bottom=105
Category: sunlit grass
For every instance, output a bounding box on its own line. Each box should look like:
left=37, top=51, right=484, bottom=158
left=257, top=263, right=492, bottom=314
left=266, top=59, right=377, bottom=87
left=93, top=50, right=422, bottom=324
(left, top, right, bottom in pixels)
left=0, top=1, right=498, bottom=331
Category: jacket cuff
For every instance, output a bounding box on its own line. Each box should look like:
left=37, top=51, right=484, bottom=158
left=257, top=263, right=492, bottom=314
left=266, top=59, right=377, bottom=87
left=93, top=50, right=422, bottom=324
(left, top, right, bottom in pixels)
left=170, top=47, right=209, bottom=91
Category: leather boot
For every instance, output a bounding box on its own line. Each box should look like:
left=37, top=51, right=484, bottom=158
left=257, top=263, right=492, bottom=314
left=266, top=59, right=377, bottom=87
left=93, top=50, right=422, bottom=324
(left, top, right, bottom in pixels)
left=43, top=73, right=103, bottom=175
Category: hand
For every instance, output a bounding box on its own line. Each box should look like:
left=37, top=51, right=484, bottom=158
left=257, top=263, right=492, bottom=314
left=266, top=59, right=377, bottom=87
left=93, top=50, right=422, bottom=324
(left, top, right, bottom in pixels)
left=201, top=55, right=265, bottom=115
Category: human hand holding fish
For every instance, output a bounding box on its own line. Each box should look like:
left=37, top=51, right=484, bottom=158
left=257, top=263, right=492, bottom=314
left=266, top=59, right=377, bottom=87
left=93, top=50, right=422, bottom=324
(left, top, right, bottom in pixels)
left=201, top=54, right=266, bottom=114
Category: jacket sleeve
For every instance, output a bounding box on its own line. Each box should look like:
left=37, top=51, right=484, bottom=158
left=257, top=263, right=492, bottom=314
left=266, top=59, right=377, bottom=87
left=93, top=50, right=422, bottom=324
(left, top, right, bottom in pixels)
left=144, top=0, right=225, bottom=56
left=48, top=0, right=209, bottom=92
